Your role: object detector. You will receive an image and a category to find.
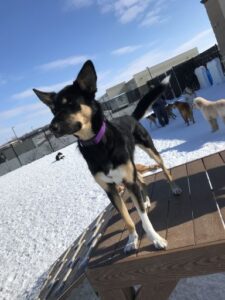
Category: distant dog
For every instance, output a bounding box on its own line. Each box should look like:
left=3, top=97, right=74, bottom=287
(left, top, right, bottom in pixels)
left=146, top=113, right=159, bottom=127
left=165, top=104, right=176, bottom=119
left=33, top=60, right=182, bottom=253
left=55, top=152, right=65, bottom=161
left=173, top=101, right=195, bottom=126
left=193, top=97, right=225, bottom=132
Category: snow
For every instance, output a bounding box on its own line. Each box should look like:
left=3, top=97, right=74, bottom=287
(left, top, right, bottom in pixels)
left=1, top=83, right=225, bottom=300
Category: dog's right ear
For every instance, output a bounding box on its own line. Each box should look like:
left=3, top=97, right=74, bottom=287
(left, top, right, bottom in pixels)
left=33, top=89, right=56, bottom=107
left=75, top=60, right=97, bottom=94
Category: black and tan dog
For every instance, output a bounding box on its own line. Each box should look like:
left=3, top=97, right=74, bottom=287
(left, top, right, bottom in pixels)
left=33, top=60, right=182, bottom=253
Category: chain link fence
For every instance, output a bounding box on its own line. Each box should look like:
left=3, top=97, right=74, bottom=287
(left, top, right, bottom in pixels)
left=0, top=128, right=76, bottom=176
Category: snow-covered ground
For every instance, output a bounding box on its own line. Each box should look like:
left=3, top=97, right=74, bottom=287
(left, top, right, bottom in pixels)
left=1, top=83, right=225, bottom=300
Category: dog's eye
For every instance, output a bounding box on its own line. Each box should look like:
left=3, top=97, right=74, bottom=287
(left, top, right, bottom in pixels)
left=62, top=98, right=67, bottom=104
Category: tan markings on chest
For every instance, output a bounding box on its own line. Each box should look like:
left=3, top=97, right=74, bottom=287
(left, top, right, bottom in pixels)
left=95, top=161, right=134, bottom=185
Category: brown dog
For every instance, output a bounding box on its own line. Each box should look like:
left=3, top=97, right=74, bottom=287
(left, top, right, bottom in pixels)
left=146, top=113, right=159, bottom=128
left=173, top=101, right=195, bottom=126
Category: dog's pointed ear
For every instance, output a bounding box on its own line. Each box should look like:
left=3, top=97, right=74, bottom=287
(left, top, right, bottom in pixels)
left=33, top=89, right=56, bottom=107
left=75, top=60, right=97, bottom=93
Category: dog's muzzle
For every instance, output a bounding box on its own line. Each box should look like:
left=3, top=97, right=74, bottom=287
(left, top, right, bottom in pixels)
left=49, top=121, right=82, bottom=137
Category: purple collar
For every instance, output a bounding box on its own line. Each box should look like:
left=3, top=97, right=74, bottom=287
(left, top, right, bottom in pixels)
left=78, top=121, right=106, bottom=147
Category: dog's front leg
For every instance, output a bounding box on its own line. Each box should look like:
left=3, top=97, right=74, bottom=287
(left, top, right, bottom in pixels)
left=125, top=180, right=167, bottom=250
left=94, top=176, right=138, bottom=253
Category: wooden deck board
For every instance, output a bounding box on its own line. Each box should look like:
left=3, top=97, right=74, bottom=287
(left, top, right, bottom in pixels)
left=219, top=150, right=225, bottom=162
left=167, top=164, right=195, bottom=250
left=203, top=153, right=225, bottom=227
left=88, top=208, right=125, bottom=267
left=87, top=241, right=225, bottom=291
left=187, top=159, right=225, bottom=245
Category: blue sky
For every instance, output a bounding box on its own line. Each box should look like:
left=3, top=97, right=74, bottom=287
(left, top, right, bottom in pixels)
left=0, top=0, right=217, bottom=144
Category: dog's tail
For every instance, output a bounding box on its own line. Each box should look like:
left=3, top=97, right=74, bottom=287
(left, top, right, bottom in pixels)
left=132, top=76, right=170, bottom=121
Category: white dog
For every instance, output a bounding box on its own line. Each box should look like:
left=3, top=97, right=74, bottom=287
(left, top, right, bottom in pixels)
left=193, top=96, right=225, bottom=132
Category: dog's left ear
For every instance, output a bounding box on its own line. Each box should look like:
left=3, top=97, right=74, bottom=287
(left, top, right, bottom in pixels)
left=33, top=89, right=56, bottom=107
left=75, top=60, right=97, bottom=94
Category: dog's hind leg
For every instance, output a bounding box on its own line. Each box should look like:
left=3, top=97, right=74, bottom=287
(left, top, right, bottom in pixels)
left=190, top=110, right=195, bottom=124
left=209, top=118, right=219, bottom=132
left=94, top=175, right=138, bottom=253
left=133, top=123, right=182, bottom=195
left=140, top=146, right=182, bottom=195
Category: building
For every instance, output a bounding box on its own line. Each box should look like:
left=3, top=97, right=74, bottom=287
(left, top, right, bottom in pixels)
left=201, top=0, right=225, bottom=65
left=133, top=48, right=199, bottom=95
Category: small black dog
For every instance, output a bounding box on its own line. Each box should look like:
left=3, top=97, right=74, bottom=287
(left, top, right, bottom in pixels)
left=33, top=60, right=181, bottom=252
left=55, top=152, right=65, bottom=161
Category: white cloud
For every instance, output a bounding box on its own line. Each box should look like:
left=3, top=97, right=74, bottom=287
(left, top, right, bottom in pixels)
left=64, top=0, right=169, bottom=26
left=111, top=45, right=142, bottom=56
left=140, top=9, right=169, bottom=27
left=0, top=103, right=44, bottom=120
left=37, top=55, right=88, bottom=71
left=97, top=0, right=150, bottom=23
left=140, top=0, right=169, bottom=27
left=173, top=29, right=216, bottom=55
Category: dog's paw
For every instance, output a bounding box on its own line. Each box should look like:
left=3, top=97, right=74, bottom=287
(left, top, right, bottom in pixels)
left=172, top=185, right=182, bottom=196
left=124, top=232, right=138, bottom=253
left=153, top=236, right=168, bottom=250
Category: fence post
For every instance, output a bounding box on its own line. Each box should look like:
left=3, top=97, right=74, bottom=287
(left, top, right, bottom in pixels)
left=42, top=129, right=55, bottom=152
left=11, top=144, right=22, bottom=166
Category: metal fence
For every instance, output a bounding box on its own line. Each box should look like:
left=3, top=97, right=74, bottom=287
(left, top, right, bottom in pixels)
left=0, top=128, right=76, bottom=176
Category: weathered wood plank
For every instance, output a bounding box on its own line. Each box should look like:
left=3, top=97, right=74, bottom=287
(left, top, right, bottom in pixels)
left=87, top=241, right=225, bottom=290
left=203, top=153, right=225, bottom=227
left=88, top=206, right=126, bottom=267
left=187, top=159, right=225, bottom=245
left=167, top=164, right=195, bottom=250
left=219, top=150, right=225, bottom=162
left=98, top=287, right=135, bottom=300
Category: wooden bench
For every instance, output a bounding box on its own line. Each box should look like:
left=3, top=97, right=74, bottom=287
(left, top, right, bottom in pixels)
left=86, top=150, right=225, bottom=300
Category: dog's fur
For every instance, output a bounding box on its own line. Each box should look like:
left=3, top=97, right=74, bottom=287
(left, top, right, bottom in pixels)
left=194, top=97, right=225, bottom=132
left=33, top=60, right=182, bottom=253
left=173, top=101, right=195, bottom=126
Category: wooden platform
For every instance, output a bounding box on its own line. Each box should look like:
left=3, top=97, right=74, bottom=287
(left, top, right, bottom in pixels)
left=86, top=151, right=225, bottom=300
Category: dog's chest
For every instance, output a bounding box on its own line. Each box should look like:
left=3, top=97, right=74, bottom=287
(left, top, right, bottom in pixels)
left=97, top=166, right=125, bottom=184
